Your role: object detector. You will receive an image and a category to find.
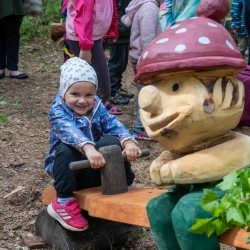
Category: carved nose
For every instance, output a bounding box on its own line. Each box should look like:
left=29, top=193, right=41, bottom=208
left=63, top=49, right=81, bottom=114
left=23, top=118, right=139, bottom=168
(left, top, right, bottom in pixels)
left=139, top=85, right=162, bottom=115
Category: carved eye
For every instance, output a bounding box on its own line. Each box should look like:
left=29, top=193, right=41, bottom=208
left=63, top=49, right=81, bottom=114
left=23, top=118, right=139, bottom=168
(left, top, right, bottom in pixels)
left=172, top=83, right=180, bottom=92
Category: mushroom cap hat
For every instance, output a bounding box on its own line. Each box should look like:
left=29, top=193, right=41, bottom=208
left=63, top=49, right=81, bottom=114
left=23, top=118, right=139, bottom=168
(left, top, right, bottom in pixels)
left=135, top=17, right=247, bottom=84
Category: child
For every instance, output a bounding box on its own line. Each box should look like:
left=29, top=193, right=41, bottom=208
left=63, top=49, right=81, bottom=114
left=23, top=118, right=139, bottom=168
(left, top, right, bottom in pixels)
left=66, top=0, right=122, bottom=115
left=107, top=0, right=134, bottom=106
left=121, top=0, right=161, bottom=140
left=45, top=57, right=141, bottom=231
left=230, top=0, right=249, bottom=59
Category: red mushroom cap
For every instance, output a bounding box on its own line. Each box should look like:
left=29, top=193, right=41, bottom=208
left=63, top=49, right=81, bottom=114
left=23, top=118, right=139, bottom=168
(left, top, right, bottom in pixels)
left=135, top=17, right=246, bottom=84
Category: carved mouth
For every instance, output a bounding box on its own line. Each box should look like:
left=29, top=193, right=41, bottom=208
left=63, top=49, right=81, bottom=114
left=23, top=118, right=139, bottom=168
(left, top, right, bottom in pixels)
left=145, top=112, right=180, bottom=131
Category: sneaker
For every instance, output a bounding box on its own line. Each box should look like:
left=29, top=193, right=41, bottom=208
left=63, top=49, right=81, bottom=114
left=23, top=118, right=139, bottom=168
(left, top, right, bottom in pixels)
left=133, top=129, right=152, bottom=141
left=110, top=93, right=130, bottom=105
left=104, top=101, right=122, bottom=115
left=117, top=88, right=134, bottom=99
left=47, top=198, right=89, bottom=231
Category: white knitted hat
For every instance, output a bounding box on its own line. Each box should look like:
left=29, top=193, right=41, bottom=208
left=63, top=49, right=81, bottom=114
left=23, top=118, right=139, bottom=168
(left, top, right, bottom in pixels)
left=59, top=57, right=98, bottom=97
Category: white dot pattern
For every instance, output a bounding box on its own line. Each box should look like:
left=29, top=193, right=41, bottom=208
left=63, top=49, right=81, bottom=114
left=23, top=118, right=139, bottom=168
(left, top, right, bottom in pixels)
left=175, top=28, right=187, bottom=34
left=199, top=37, right=210, bottom=44
left=141, top=18, right=238, bottom=60
left=175, top=44, right=186, bottom=52
left=156, top=38, right=169, bottom=44
left=135, top=16, right=245, bottom=83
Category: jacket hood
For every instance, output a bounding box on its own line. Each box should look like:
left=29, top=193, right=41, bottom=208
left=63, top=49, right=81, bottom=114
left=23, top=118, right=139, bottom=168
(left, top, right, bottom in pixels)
left=121, top=0, right=158, bottom=27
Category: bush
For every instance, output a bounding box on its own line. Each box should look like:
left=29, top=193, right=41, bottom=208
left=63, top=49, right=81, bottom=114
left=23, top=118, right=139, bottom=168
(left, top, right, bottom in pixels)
left=20, top=0, right=62, bottom=42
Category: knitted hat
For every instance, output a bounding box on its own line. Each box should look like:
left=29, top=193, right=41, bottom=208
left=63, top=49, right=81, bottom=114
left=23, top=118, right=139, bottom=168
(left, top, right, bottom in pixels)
left=59, top=57, right=98, bottom=97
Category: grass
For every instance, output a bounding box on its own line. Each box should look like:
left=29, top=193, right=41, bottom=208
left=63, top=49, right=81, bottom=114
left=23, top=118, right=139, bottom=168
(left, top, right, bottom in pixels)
left=0, top=114, right=8, bottom=124
left=21, top=0, right=61, bottom=42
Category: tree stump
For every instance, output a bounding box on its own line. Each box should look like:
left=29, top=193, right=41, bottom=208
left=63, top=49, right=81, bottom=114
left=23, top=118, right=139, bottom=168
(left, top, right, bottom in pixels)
left=35, top=208, right=142, bottom=250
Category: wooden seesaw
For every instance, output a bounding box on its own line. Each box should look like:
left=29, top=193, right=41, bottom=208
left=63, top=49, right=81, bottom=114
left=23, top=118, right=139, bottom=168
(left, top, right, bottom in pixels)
left=36, top=145, right=250, bottom=250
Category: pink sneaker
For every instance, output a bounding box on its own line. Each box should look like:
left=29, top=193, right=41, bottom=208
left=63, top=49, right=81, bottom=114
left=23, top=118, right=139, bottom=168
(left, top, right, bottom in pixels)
left=47, top=198, right=89, bottom=231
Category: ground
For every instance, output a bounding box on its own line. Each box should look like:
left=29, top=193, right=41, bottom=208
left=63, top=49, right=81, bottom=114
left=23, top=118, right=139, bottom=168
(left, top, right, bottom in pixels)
left=0, top=38, right=247, bottom=249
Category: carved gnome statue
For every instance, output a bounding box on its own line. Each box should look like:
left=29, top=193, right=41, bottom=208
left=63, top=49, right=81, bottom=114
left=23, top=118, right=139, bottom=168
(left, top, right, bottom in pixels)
left=134, top=0, right=250, bottom=249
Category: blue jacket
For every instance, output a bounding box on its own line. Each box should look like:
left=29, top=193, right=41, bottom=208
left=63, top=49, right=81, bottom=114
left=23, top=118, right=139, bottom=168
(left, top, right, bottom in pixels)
left=45, top=93, right=133, bottom=176
left=230, top=0, right=247, bottom=37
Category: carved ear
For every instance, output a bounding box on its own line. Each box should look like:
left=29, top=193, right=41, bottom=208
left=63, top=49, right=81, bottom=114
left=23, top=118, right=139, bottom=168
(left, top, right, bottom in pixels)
left=197, top=0, right=230, bottom=23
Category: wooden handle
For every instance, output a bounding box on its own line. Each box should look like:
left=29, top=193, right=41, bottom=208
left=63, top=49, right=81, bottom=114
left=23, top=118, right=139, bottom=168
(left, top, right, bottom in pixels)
left=69, top=148, right=150, bottom=170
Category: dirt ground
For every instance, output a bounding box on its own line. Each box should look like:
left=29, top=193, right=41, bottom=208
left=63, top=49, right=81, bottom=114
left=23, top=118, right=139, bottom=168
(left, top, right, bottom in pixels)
left=0, top=38, right=247, bottom=249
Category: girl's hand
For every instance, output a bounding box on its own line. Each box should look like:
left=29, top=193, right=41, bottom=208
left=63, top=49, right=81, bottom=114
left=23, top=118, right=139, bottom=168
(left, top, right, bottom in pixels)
left=79, top=50, right=92, bottom=64
left=123, top=142, right=141, bottom=162
left=82, top=144, right=106, bottom=169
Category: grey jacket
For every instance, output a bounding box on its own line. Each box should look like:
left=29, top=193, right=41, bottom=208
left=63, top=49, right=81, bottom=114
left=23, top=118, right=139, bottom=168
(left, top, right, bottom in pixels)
left=121, top=0, right=161, bottom=61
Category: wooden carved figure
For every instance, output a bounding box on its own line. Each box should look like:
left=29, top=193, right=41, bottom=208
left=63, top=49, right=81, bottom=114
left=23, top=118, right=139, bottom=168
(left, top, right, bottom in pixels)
left=134, top=2, right=250, bottom=250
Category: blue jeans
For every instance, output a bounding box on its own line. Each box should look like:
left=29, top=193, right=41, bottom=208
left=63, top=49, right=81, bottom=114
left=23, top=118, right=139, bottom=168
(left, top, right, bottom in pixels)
left=0, top=15, right=23, bottom=71
left=108, top=42, right=129, bottom=96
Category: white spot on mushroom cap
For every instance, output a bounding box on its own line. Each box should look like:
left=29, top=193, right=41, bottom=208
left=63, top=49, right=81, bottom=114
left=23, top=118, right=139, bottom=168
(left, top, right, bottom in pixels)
left=170, top=24, right=180, bottom=29
left=226, top=40, right=235, bottom=50
left=175, top=28, right=187, bottom=34
left=142, top=50, right=149, bottom=59
left=208, top=22, right=218, bottom=27
left=156, top=38, right=169, bottom=44
left=175, top=44, right=186, bottom=52
left=199, top=36, right=210, bottom=44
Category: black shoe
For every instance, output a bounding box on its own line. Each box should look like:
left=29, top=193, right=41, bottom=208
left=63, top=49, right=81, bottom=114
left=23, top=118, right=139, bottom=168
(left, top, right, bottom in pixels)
left=110, top=93, right=130, bottom=105
left=0, top=73, right=5, bottom=79
left=117, top=88, right=134, bottom=99
left=10, top=73, right=28, bottom=79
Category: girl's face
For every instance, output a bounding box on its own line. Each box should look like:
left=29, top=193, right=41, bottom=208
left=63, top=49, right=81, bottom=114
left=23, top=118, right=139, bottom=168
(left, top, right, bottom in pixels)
left=64, top=81, right=96, bottom=116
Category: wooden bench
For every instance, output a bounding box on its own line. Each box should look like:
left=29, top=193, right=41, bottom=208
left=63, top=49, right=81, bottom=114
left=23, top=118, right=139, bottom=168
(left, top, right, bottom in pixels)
left=42, top=186, right=249, bottom=250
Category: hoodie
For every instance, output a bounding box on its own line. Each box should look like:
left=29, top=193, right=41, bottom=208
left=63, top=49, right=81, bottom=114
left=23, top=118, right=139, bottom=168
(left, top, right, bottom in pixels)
left=121, top=0, right=161, bottom=61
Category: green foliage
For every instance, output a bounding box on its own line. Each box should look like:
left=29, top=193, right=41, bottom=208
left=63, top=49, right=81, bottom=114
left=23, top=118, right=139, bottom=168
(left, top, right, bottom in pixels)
left=189, top=167, right=250, bottom=243
left=0, top=114, right=8, bottom=124
left=20, top=0, right=62, bottom=42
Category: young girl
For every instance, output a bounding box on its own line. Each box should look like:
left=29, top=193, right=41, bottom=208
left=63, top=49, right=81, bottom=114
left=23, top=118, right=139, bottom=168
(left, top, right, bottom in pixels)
left=45, top=57, right=141, bottom=231
left=66, top=0, right=122, bottom=115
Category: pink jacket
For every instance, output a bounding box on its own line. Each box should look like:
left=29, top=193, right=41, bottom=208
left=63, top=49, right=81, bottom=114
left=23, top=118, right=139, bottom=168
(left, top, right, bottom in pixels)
left=66, top=0, right=113, bottom=50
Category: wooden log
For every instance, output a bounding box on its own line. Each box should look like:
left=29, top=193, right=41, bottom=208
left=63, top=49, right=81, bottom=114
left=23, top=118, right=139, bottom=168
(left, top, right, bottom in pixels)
left=50, top=23, right=65, bottom=41
left=35, top=207, right=142, bottom=250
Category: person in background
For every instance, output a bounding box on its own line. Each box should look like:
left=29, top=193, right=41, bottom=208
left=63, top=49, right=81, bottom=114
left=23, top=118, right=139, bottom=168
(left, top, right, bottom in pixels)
left=230, top=0, right=249, bottom=59
left=60, top=0, right=74, bottom=62
left=159, top=0, right=201, bottom=31
left=107, top=0, right=134, bottom=106
left=45, top=57, right=141, bottom=231
left=121, top=0, right=161, bottom=140
left=0, top=0, right=28, bottom=79
left=243, top=0, right=250, bottom=65
left=65, top=0, right=122, bottom=115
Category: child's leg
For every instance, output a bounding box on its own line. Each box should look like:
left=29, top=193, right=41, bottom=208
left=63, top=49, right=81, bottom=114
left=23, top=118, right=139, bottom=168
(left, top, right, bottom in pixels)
left=91, top=39, right=111, bottom=103
left=48, top=142, right=92, bottom=231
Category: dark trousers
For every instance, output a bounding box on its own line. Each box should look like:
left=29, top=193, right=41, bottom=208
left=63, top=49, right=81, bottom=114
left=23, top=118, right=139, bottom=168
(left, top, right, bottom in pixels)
left=53, top=136, right=135, bottom=198
left=243, top=0, right=250, bottom=65
left=0, top=15, right=23, bottom=71
left=68, top=39, right=111, bottom=103
left=108, top=43, right=129, bottom=96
